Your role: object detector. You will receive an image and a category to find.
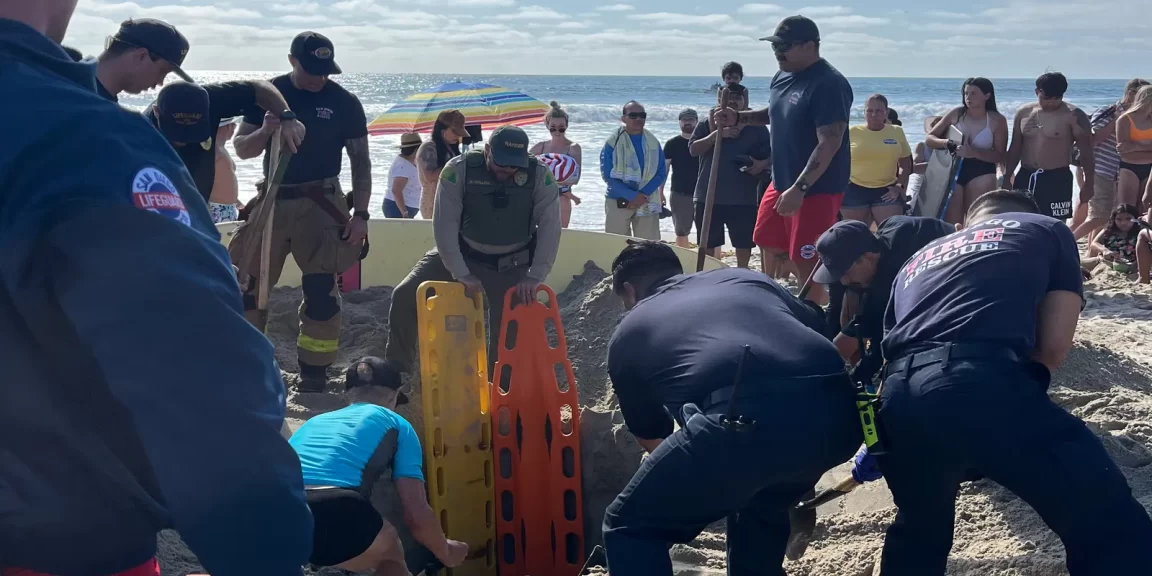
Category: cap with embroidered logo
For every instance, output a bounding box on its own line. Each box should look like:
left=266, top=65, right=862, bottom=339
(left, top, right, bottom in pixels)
left=489, top=125, right=530, bottom=168
left=154, top=81, right=212, bottom=147
left=111, top=18, right=193, bottom=82
left=290, top=31, right=342, bottom=76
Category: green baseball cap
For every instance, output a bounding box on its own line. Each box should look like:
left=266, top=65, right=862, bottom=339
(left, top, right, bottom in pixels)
left=489, top=125, right=530, bottom=168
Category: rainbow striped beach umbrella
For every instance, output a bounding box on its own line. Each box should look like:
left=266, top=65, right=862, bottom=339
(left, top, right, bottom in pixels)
left=368, top=82, right=550, bottom=135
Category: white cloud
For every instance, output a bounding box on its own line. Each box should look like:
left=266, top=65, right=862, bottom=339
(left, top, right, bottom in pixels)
left=269, top=3, right=321, bottom=14
left=597, top=3, right=634, bottom=11
left=629, top=12, right=733, bottom=27
left=927, top=35, right=1053, bottom=48
left=557, top=21, right=589, bottom=29
left=81, top=2, right=262, bottom=20
left=820, top=15, right=890, bottom=27
left=446, top=0, right=516, bottom=6
left=278, top=14, right=335, bottom=25
left=794, top=5, right=852, bottom=16
left=738, top=3, right=783, bottom=14
left=493, top=5, right=564, bottom=20
left=925, top=10, right=969, bottom=19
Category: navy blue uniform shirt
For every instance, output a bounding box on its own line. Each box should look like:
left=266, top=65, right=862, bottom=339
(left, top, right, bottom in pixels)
left=883, top=213, right=1084, bottom=360
left=607, top=268, right=844, bottom=440
left=0, top=19, right=311, bottom=576
left=769, top=58, right=853, bottom=195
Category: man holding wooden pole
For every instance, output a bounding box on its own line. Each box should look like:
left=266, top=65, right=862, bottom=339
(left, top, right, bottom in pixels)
left=229, top=31, right=371, bottom=393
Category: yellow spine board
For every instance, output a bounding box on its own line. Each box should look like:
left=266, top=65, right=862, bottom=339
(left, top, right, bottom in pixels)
left=416, top=282, right=497, bottom=576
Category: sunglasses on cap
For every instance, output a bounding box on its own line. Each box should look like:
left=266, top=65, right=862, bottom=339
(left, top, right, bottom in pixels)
left=626, top=112, right=647, bottom=120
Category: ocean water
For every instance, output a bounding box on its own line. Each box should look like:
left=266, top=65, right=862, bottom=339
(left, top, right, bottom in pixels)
left=116, top=73, right=1129, bottom=232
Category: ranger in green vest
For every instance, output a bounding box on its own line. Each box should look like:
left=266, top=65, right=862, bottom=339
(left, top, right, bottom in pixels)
left=385, top=125, right=561, bottom=376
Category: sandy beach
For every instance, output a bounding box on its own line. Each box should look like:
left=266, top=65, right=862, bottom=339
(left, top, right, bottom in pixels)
left=155, top=253, right=1152, bottom=576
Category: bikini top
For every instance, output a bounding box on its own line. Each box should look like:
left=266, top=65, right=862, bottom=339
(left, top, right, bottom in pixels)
left=966, top=114, right=994, bottom=150
left=1128, top=117, right=1152, bottom=141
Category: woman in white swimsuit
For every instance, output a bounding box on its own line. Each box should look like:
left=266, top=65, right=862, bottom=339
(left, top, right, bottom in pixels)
left=529, top=101, right=582, bottom=228
left=926, top=77, right=1009, bottom=224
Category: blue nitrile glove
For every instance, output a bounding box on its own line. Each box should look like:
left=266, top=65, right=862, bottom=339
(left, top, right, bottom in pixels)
left=851, top=445, right=883, bottom=483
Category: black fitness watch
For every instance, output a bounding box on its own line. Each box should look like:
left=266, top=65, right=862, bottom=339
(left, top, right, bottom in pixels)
left=279, top=110, right=298, bottom=122
left=353, top=210, right=370, bottom=222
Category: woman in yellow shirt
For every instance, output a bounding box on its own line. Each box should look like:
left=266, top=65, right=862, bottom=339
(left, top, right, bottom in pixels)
left=845, top=93, right=912, bottom=225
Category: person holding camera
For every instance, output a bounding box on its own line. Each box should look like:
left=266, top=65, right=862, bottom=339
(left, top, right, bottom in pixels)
left=688, top=83, right=771, bottom=268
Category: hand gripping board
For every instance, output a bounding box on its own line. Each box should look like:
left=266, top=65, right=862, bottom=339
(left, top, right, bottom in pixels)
left=416, top=281, right=497, bottom=576
left=491, top=285, right=584, bottom=576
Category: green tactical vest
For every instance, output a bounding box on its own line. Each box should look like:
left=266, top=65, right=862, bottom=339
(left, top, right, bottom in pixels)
left=459, top=149, right=537, bottom=246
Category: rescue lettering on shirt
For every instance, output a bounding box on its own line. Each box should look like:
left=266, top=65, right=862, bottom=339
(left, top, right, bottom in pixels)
left=901, top=219, right=1021, bottom=288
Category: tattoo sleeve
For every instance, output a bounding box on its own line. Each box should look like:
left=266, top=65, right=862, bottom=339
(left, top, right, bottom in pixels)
left=345, top=136, right=372, bottom=210
left=795, top=121, right=847, bottom=188
left=417, top=142, right=439, bottom=173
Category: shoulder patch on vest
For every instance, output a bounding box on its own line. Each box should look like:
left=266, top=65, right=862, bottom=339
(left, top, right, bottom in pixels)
left=132, top=167, right=191, bottom=227
left=543, top=171, right=555, bottom=187
left=441, top=165, right=458, bottom=184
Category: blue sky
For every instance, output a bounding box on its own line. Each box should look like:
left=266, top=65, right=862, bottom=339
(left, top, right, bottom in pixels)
left=64, top=0, right=1152, bottom=78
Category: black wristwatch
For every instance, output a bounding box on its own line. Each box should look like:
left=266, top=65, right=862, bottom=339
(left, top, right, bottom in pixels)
left=279, top=110, right=298, bottom=121
left=353, top=210, right=370, bottom=222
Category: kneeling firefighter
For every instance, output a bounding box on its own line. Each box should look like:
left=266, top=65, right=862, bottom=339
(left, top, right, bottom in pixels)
left=384, top=125, right=561, bottom=376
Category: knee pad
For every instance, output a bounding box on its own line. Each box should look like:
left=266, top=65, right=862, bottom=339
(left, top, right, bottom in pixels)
left=301, top=273, right=339, bottom=321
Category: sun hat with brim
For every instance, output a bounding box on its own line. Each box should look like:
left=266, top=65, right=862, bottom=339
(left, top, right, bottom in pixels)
left=345, top=357, right=409, bottom=405
left=400, top=132, right=422, bottom=147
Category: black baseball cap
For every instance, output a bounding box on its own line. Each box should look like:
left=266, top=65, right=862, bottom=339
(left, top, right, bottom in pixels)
left=344, top=357, right=409, bottom=405
left=760, top=15, right=821, bottom=44
left=111, top=18, right=193, bottom=82
left=813, top=220, right=881, bottom=284
left=489, top=125, right=530, bottom=168
left=291, top=32, right=342, bottom=76
left=155, top=81, right=212, bottom=146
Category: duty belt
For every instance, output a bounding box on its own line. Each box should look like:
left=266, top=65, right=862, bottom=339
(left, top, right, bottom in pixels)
left=458, top=234, right=536, bottom=268
left=277, top=179, right=340, bottom=201
left=883, top=342, right=1021, bottom=379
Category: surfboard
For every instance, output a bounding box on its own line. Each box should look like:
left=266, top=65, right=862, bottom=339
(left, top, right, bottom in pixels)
left=911, top=125, right=963, bottom=219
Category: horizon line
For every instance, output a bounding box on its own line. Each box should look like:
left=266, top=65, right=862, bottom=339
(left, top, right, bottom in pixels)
left=179, top=71, right=1133, bottom=81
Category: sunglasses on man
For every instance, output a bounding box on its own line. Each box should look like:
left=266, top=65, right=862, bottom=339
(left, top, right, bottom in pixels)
left=626, top=112, right=647, bottom=120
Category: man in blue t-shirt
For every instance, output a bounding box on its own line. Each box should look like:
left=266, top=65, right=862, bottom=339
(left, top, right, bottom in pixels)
left=714, top=15, right=853, bottom=303
left=601, top=241, right=861, bottom=575
left=289, top=357, right=468, bottom=573
left=874, top=191, right=1152, bottom=575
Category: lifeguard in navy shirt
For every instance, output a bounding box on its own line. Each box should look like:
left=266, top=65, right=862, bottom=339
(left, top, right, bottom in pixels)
left=873, top=190, right=1152, bottom=575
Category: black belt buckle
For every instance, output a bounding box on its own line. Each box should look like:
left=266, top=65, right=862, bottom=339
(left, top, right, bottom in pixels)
left=497, top=249, right=530, bottom=272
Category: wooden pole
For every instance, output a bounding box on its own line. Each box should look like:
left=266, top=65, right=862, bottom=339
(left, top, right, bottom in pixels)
left=696, top=87, right=730, bottom=272
left=257, top=128, right=284, bottom=313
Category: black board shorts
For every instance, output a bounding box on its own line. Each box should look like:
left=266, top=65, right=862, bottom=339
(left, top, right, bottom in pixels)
left=307, top=487, right=384, bottom=567
left=694, top=202, right=756, bottom=249
left=1014, top=167, right=1073, bottom=220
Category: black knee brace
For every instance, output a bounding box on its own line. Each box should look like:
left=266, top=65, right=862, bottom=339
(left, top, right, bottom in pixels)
left=301, top=274, right=339, bottom=321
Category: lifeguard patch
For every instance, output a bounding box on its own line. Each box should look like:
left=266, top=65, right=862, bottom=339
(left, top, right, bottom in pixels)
left=800, top=244, right=817, bottom=260
left=132, top=167, right=191, bottom=227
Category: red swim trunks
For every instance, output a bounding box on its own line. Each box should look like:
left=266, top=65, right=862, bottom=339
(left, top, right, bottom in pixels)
left=2, top=559, right=159, bottom=576
left=753, top=183, right=843, bottom=263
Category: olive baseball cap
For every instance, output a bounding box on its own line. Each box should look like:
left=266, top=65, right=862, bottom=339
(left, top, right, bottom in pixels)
left=291, top=31, right=342, bottom=76
left=489, top=126, right=530, bottom=168
left=344, top=357, right=409, bottom=405
left=111, top=18, right=193, bottom=82
left=813, top=220, right=881, bottom=284
left=760, top=15, right=821, bottom=44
